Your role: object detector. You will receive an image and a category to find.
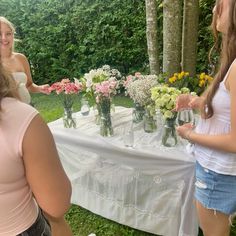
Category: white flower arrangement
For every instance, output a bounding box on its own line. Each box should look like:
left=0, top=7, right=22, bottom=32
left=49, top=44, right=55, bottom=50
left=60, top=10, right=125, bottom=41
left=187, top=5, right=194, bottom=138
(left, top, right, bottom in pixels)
left=83, top=68, right=109, bottom=92
left=75, top=65, right=122, bottom=105
left=125, top=74, right=158, bottom=107
left=151, top=86, right=192, bottom=119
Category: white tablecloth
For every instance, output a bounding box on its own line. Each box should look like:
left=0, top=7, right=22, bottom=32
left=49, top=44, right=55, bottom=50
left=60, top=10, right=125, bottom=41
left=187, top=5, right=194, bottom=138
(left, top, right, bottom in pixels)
left=49, top=106, right=198, bottom=236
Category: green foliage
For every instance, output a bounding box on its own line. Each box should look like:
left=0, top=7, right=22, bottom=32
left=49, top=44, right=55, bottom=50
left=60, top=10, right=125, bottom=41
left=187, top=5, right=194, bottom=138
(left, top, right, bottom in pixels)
left=1, top=0, right=147, bottom=85
left=1, top=0, right=217, bottom=85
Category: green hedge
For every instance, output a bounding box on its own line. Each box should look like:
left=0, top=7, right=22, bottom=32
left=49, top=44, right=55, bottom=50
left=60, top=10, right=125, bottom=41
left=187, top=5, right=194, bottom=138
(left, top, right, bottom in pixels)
left=1, top=0, right=215, bottom=84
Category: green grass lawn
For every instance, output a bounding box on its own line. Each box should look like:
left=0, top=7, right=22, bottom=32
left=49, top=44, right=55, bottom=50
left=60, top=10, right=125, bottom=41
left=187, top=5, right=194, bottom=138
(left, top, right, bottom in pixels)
left=31, top=93, right=236, bottom=236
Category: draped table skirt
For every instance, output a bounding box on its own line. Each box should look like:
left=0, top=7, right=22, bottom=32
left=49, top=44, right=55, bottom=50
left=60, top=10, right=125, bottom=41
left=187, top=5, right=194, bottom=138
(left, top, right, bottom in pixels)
left=49, top=106, right=198, bottom=236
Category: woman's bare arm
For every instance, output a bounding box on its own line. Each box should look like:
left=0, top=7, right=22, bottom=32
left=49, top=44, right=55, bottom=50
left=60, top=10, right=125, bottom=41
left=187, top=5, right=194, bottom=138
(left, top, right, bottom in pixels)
left=22, top=114, right=72, bottom=218
left=17, top=53, right=49, bottom=93
left=177, top=63, right=236, bottom=153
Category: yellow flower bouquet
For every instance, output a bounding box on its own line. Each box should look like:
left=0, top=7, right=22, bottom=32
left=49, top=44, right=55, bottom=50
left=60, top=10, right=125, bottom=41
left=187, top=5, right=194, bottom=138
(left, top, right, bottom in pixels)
left=167, top=71, right=213, bottom=95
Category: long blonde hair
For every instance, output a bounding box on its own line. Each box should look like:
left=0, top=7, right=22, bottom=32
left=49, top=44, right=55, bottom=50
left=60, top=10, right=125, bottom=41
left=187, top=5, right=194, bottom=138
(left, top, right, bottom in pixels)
left=203, top=0, right=236, bottom=118
left=0, top=63, right=18, bottom=109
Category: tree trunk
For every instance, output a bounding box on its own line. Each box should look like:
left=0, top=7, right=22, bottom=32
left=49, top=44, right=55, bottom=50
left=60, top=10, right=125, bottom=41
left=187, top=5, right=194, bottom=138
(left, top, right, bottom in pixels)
left=145, top=0, right=160, bottom=75
left=181, top=0, right=199, bottom=76
left=163, top=0, right=182, bottom=76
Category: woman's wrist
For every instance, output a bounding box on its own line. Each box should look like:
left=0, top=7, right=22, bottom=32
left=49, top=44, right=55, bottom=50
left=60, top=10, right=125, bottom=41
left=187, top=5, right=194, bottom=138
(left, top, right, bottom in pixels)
left=185, top=129, right=193, bottom=141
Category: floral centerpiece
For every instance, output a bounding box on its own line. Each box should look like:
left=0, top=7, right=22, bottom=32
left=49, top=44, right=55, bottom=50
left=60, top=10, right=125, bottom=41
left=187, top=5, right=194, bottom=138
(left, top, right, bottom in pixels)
left=49, top=78, right=83, bottom=128
left=124, top=73, right=158, bottom=125
left=77, top=65, right=122, bottom=105
left=95, top=80, right=118, bottom=136
left=167, top=71, right=213, bottom=95
left=75, top=65, right=122, bottom=124
left=151, top=86, right=191, bottom=146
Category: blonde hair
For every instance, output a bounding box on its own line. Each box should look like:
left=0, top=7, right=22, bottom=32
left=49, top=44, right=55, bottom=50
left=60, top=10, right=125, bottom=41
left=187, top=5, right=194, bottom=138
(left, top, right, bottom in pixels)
left=0, top=62, right=18, bottom=111
left=0, top=16, right=15, bottom=33
left=0, top=16, right=17, bottom=52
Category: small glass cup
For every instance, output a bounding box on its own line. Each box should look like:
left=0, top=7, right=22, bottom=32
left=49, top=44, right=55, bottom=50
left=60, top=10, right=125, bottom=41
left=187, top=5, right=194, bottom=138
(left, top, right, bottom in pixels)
left=176, top=109, right=195, bottom=126
left=123, top=123, right=134, bottom=147
left=176, top=109, right=195, bottom=146
left=81, top=98, right=90, bottom=116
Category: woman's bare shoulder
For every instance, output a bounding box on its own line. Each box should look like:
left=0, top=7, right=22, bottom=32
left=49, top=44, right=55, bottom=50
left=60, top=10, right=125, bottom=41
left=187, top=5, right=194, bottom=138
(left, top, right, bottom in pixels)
left=13, top=52, right=30, bottom=69
left=13, top=52, right=28, bottom=61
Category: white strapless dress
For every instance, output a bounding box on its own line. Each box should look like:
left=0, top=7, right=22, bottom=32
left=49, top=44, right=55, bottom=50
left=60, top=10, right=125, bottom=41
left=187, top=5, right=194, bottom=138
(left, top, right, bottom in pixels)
left=12, top=72, right=31, bottom=104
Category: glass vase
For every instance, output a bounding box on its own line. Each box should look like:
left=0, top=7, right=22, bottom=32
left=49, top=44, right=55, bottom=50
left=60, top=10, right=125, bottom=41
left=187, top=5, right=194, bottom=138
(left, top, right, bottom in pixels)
left=132, top=102, right=145, bottom=123
left=63, top=106, right=76, bottom=128
left=93, top=104, right=102, bottom=125
left=162, top=117, right=177, bottom=147
left=80, top=98, right=90, bottom=116
left=143, top=111, right=157, bottom=133
left=99, top=98, right=114, bottom=137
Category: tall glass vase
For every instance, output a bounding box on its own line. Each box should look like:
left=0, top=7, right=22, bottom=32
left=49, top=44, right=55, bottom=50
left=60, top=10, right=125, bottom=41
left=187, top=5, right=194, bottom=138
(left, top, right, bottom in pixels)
left=162, top=117, right=177, bottom=147
left=93, top=104, right=102, bottom=125
left=99, top=98, right=114, bottom=137
left=63, top=105, right=76, bottom=128
left=132, top=102, right=145, bottom=123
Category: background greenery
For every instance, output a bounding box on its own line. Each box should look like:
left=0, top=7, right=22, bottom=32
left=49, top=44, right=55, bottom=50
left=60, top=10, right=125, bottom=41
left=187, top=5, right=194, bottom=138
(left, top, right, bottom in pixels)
left=1, top=0, right=215, bottom=85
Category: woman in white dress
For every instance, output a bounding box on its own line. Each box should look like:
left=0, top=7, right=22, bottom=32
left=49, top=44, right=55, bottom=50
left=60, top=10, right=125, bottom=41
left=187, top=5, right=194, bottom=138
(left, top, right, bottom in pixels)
left=0, top=16, right=50, bottom=104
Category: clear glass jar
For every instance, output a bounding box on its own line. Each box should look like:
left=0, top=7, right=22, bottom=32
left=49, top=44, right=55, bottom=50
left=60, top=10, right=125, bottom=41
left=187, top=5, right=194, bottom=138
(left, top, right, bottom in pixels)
left=143, top=111, right=157, bottom=133
left=100, top=113, right=114, bottom=137
left=99, top=98, right=114, bottom=137
left=132, top=102, right=145, bottom=123
left=80, top=98, right=90, bottom=116
left=63, top=106, right=76, bottom=128
left=162, top=117, right=177, bottom=147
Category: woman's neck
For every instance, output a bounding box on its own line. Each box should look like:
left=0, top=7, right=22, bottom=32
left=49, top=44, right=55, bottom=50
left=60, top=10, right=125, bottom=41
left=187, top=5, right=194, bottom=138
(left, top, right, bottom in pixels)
left=1, top=50, right=13, bottom=60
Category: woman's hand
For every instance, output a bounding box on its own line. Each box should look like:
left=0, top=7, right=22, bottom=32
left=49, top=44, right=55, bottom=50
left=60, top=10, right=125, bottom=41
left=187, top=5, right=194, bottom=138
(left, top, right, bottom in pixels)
left=40, top=84, right=50, bottom=94
left=175, top=94, right=192, bottom=111
left=176, top=123, right=195, bottom=140
left=188, top=96, right=203, bottom=110
left=175, top=94, right=202, bottom=111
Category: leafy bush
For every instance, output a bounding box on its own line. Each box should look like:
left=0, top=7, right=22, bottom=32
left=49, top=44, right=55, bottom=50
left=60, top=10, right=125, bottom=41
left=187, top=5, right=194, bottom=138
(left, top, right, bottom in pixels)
left=1, top=0, right=147, bottom=84
left=1, top=0, right=216, bottom=84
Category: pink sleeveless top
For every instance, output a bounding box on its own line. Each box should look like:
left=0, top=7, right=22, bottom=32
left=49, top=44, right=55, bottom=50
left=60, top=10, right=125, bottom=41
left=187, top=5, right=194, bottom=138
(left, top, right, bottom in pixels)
left=194, top=60, right=236, bottom=175
left=0, top=97, right=38, bottom=235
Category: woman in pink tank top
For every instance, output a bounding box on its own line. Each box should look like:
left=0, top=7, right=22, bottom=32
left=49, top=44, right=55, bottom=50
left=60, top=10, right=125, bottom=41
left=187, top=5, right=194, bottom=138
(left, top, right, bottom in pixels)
left=176, top=1, right=236, bottom=236
left=0, top=55, right=72, bottom=234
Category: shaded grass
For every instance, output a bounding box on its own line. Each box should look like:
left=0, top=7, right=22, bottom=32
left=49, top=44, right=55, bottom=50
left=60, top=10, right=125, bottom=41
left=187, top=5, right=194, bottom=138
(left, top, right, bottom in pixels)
left=65, top=206, right=157, bottom=236
left=31, top=93, right=236, bottom=236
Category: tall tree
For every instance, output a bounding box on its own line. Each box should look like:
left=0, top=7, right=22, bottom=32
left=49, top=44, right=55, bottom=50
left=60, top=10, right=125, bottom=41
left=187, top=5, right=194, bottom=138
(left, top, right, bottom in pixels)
left=145, top=0, right=159, bottom=75
left=163, top=0, right=182, bottom=76
left=181, top=0, right=199, bottom=76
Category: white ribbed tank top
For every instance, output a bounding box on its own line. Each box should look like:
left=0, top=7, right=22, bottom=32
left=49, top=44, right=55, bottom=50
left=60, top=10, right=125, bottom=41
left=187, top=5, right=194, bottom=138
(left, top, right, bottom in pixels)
left=194, top=60, right=236, bottom=175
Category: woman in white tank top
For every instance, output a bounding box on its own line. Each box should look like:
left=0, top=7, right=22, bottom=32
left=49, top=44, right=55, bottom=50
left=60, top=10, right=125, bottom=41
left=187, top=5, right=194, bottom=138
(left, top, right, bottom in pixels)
left=0, top=16, right=50, bottom=104
left=175, top=1, right=236, bottom=235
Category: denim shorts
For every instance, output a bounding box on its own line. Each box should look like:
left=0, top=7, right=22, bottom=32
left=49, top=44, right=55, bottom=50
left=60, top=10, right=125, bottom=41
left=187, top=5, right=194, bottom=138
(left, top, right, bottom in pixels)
left=195, top=161, right=236, bottom=215
left=16, top=209, right=51, bottom=236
